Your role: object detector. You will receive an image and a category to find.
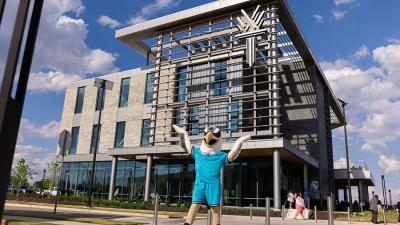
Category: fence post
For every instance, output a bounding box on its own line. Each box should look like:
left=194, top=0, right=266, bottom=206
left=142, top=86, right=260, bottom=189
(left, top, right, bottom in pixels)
left=281, top=204, right=285, bottom=221
left=153, top=194, right=159, bottom=225
left=265, top=197, right=270, bottom=225
left=250, top=203, right=253, bottom=220
left=314, top=205, right=317, bottom=222
left=328, top=196, right=334, bottom=225
left=347, top=206, right=351, bottom=224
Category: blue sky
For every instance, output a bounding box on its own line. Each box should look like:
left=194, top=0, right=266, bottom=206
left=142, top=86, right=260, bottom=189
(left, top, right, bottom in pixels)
left=0, top=0, right=399, bottom=202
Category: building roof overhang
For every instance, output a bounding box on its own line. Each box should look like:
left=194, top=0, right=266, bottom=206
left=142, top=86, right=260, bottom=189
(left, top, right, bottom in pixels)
left=115, top=0, right=345, bottom=125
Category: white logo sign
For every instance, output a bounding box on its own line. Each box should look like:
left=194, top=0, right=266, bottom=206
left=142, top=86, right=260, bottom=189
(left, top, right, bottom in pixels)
left=236, top=5, right=268, bottom=67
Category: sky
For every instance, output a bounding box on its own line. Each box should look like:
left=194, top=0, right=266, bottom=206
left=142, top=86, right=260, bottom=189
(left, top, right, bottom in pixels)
left=0, top=0, right=399, bottom=203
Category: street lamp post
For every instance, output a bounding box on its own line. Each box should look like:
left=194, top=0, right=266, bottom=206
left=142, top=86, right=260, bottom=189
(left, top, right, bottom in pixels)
left=87, top=78, right=113, bottom=208
left=338, top=98, right=352, bottom=213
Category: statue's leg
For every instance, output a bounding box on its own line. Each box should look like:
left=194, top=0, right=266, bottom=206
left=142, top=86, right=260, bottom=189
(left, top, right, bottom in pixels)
left=185, top=203, right=201, bottom=225
left=210, top=206, right=220, bottom=225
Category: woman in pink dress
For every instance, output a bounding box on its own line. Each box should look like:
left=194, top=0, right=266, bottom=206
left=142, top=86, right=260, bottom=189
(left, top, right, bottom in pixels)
left=295, top=192, right=305, bottom=219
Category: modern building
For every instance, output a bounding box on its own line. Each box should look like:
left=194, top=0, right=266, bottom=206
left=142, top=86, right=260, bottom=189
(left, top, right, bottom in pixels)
left=58, top=0, right=346, bottom=209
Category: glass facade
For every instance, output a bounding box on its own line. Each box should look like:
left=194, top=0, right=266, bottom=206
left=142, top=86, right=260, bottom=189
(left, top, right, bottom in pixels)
left=118, top=78, right=130, bottom=107
left=144, top=72, right=155, bottom=104
left=95, top=88, right=105, bottom=111
left=74, top=87, right=85, bottom=114
left=90, top=124, right=101, bottom=154
left=59, top=157, right=304, bottom=206
left=69, top=126, right=79, bottom=155
left=140, top=119, right=151, bottom=147
left=114, top=122, right=125, bottom=148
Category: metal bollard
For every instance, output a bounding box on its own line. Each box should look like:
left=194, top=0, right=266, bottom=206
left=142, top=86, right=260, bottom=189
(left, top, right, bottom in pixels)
left=265, top=197, right=270, bottom=225
left=281, top=204, right=285, bottom=221
left=153, top=194, right=159, bottom=225
left=207, top=209, right=212, bottom=225
left=250, top=203, right=253, bottom=220
left=328, top=196, right=334, bottom=225
left=382, top=207, right=387, bottom=225
left=314, top=205, right=317, bottom=222
left=347, top=207, right=351, bottom=224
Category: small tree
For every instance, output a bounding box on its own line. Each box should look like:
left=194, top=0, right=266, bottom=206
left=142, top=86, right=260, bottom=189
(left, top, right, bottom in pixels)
left=11, top=158, right=36, bottom=200
left=44, top=159, right=60, bottom=198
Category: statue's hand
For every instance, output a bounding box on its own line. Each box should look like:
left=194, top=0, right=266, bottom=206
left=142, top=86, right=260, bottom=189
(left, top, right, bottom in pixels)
left=173, top=125, right=186, bottom=134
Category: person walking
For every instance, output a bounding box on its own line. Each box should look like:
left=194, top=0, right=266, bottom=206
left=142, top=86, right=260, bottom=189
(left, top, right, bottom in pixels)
left=288, top=191, right=295, bottom=209
left=370, top=195, right=379, bottom=224
left=294, top=192, right=305, bottom=220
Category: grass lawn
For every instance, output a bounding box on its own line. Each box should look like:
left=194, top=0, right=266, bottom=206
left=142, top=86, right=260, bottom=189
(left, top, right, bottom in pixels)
left=8, top=221, right=58, bottom=225
left=4, top=211, right=147, bottom=225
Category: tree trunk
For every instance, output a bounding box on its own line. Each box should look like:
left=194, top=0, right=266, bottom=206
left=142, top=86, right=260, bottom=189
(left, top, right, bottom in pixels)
left=16, top=185, right=20, bottom=200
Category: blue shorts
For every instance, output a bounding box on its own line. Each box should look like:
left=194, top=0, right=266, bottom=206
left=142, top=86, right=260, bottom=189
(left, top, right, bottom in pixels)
left=192, top=180, right=221, bottom=206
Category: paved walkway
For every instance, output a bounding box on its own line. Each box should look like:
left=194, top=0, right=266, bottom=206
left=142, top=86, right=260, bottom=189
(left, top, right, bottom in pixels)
left=3, top=215, right=94, bottom=225
left=4, top=202, right=394, bottom=225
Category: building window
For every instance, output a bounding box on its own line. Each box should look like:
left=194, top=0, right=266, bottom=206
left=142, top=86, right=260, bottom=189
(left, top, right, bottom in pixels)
left=212, top=60, right=227, bottom=96
left=177, top=68, right=187, bottom=101
left=141, top=119, right=151, bottom=146
left=114, top=121, right=126, bottom=148
left=74, top=87, right=85, bottom=114
left=90, top=124, right=101, bottom=153
left=69, top=126, right=80, bottom=155
left=118, top=78, right=130, bottom=107
left=95, top=88, right=105, bottom=111
left=144, top=72, right=155, bottom=104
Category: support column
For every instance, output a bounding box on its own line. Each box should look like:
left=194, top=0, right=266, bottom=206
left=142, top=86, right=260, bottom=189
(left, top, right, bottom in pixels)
left=358, top=180, right=364, bottom=203
left=144, top=155, right=153, bottom=202
left=108, top=156, right=118, bottom=201
left=343, top=188, right=348, bottom=202
left=303, top=165, right=308, bottom=191
left=364, top=184, right=369, bottom=201
left=273, top=149, right=281, bottom=209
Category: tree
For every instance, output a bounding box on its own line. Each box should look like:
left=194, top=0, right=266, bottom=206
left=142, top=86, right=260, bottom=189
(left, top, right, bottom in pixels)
left=11, top=158, right=36, bottom=200
left=44, top=159, right=60, bottom=198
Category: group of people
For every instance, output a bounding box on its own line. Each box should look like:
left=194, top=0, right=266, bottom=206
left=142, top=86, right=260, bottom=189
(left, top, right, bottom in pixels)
left=369, top=195, right=400, bottom=224
left=287, top=191, right=308, bottom=220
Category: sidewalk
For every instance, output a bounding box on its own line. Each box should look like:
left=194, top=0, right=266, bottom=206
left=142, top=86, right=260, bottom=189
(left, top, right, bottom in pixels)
left=3, top=215, right=94, bottom=225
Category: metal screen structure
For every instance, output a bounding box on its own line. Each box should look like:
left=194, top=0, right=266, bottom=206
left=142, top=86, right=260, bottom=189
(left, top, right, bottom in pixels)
left=147, top=3, right=286, bottom=146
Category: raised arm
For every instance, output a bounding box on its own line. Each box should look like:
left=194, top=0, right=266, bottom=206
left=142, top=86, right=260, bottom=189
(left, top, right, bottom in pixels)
left=173, top=125, right=192, bottom=155
left=227, top=135, right=251, bottom=162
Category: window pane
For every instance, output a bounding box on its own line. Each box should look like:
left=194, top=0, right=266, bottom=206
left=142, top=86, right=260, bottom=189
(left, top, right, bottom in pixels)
left=177, top=68, right=187, bottom=101
left=119, top=78, right=130, bottom=107
left=141, top=119, right=151, bottom=146
left=90, top=124, right=101, bottom=153
left=145, top=73, right=155, bottom=104
left=95, top=88, right=105, bottom=111
left=74, top=87, right=85, bottom=114
left=114, top=122, right=125, bottom=148
left=212, top=60, right=227, bottom=96
left=69, top=126, right=80, bottom=155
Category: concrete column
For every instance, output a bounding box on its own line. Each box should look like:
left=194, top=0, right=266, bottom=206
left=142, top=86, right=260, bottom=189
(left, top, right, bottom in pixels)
left=273, top=149, right=281, bottom=209
left=358, top=180, right=364, bottom=203
left=144, top=155, right=153, bottom=202
left=108, top=156, right=118, bottom=201
left=303, top=165, right=308, bottom=191
left=343, top=188, right=348, bottom=202
left=364, top=184, right=369, bottom=201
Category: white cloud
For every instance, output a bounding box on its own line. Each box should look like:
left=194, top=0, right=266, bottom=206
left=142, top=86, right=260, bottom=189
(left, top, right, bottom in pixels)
left=28, top=71, right=83, bottom=92
left=127, top=0, right=182, bottom=25
left=332, top=10, right=347, bottom=20
left=334, top=0, right=356, bottom=6
left=334, top=157, right=354, bottom=169
left=17, top=0, right=119, bottom=92
left=97, top=15, right=121, bottom=29
left=353, top=45, right=370, bottom=59
left=322, top=44, right=400, bottom=153
left=313, top=14, right=324, bottom=24
left=378, top=155, right=400, bottom=174
left=19, top=118, right=60, bottom=139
